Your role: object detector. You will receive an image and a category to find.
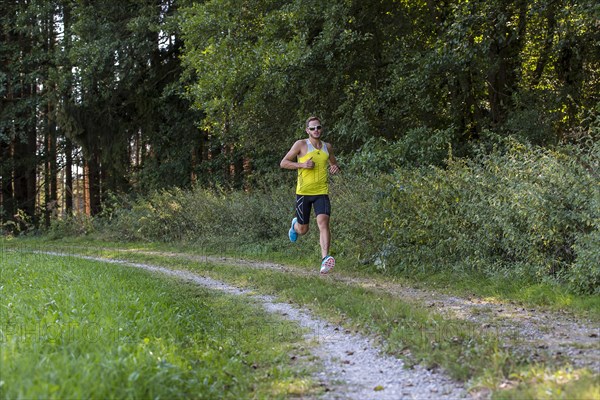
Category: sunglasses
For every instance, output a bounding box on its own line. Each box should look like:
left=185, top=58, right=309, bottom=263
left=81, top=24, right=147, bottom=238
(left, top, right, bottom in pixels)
left=308, top=125, right=322, bottom=131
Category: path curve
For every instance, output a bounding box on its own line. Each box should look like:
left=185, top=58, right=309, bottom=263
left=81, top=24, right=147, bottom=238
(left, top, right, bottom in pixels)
left=127, top=250, right=600, bottom=374
left=39, top=251, right=466, bottom=400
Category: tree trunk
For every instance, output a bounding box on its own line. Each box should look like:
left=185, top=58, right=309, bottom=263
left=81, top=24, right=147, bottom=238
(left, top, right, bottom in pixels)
left=44, top=130, right=51, bottom=227
left=530, top=3, right=557, bottom=88
left=86, top=153, right=102, bottom=216
left=487, top=0, right=528, bottom=126
left=62, top=2, right=74, bottom=215
left=65, top=138, right=74, bottom=214
left=13, top=118, right=37, bottom=228
left=0, top=140, right=14, bottom=225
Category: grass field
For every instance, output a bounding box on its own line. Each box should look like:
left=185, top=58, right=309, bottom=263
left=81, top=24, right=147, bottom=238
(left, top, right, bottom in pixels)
left=2, top=238, right=598, bottom=399
left=0, top=250, right=318, bottom=399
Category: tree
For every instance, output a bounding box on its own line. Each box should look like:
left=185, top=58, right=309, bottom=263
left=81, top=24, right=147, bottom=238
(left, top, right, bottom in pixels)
left=180, top=0, right=600, bottom=172
left=60, top=0, right=200, bottom=211
left=1, top=0, right=49, bottom=229
left=2, top=0, right=201, bottom=227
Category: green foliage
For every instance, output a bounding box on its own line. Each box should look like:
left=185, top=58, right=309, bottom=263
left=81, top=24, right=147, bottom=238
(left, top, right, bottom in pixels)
left=570, top=224, right=600, bottom=295
left=4, top=0, right=600, bottom=227
left=495, top=368, right=600, bottom=400
left=1, top=209, right=36, bottom=236
left=102, top=185, right=292, bottom=248
left=381, top=139, right=599, bottom=293
left=568, top=147, right=600, bottom=294
left=47, top=213, right=94, bottom=239
left=340, top=126, right=461, bottom=179
left=328, top=172, right=387, bottom=266
left=179, top=0, right=600, bottom=162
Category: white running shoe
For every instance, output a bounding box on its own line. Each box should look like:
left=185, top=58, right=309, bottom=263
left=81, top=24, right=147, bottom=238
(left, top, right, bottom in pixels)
left=320, top=255, right=335, bottom=274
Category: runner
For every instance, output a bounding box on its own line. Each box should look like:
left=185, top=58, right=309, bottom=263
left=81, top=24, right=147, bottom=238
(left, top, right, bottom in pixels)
left=280, top=116, right=340, bottom=274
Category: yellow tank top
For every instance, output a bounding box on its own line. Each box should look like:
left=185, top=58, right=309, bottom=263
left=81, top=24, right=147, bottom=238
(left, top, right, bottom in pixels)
left=296, top=140, right=329, bottom=195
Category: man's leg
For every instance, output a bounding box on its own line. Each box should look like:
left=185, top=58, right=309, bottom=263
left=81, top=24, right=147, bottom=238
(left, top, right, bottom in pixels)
left=314, top=195, right=334, bottom=274
left=317, top=213, right=335, bottom=274
left=290, top=195, right=310, bottom=240
left=316, top=213, right=330, bottom=259
left=295, top=220, right=309, bottom=235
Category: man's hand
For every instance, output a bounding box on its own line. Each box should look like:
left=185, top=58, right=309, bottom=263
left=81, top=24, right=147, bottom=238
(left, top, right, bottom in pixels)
left=329, top=164, right=340, bottom=175
left=302, top=158, right=315, bottom=169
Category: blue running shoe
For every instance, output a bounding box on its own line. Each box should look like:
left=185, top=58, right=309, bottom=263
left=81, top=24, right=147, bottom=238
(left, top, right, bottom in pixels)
left=288, top=217, right=298, bottom=242
left=320, top=255, right=335, bottom=274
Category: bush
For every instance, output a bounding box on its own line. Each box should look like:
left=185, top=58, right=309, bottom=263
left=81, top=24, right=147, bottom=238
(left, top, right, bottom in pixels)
left=381, top=138, right=599, bottom=292
left=345, top=126, right=460, bottom=174
left=101, top=184, right=295, bottom=250
left=571, top=229, right=600, bottom=295
left=47, top=213, right=95, bottom=238
left=328, top=172, right=388, bottom=266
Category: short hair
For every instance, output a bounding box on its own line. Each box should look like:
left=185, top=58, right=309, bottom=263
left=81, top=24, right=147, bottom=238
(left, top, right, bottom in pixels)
left=305, top=116, right=321, bottom=128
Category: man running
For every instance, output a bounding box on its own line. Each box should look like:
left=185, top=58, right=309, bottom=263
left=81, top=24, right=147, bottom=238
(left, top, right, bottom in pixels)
left=280, top=116, right=340, bottom=274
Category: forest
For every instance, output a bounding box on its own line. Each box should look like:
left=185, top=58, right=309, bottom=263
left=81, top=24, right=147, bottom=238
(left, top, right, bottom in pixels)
left=1, top=1, right=599, bottom=292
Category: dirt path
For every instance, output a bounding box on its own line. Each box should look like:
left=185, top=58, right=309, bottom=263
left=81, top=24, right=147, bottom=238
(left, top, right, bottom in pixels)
left=127, top=250, right=600, bottom=375
left=38, top=251, right=466, bottom=399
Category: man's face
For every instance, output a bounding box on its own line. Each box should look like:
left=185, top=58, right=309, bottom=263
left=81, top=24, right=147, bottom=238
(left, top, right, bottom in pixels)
left=306, top=120, right=322, bottom=139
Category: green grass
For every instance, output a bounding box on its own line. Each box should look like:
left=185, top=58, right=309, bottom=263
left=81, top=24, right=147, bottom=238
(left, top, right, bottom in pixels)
left=401, top=269, right=600, bottom=321
left=493, top=368, right=600, bottom=400
left=0, top=251, right=318, bottom=399
left=8, top=235, right=597, bottom=319
left=0, top=244, right=552, bottom=378
left=2, top=237, right=599, bottom=399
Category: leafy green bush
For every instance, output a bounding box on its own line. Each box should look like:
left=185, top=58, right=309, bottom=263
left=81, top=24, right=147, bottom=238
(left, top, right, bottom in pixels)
left=345, top=126, right=460, bottom=173
left=328, top=173, right=388, bottom=266
left=571, top=228, right=600, bottom=295
left=1, top=209, right=36, bottom=236
left=102, top=184, right=294, bottom=250
left=47, top=213, right=95, bottom=238
left=381, top=138, right=599, bottom=293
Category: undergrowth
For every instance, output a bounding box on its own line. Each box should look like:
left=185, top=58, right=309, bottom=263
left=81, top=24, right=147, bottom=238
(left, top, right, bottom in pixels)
left=42, top=137, right=599, bottom=296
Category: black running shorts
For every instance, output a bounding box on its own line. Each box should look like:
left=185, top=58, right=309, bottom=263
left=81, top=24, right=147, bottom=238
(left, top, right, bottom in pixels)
left=295, top=194, right=331, bottom=225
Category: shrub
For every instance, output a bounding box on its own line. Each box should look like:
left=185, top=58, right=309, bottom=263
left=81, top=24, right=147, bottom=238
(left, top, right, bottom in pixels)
left=47, top=213, right=95, bottom=238
left=345, top=126, right=460, bottom=174
left=381, top=138, right=599, bottom=292
left=571, top=228, right=600, bottom=295
left=328, top=172, right=388, bottom=266
left=101, top=184, right=295, bottom=249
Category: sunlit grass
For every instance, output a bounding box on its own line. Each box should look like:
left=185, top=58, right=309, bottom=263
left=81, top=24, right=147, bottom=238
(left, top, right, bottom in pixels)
left=492, top=366, right=599, bottom=400
left=0, top=251, right=319, bottom=399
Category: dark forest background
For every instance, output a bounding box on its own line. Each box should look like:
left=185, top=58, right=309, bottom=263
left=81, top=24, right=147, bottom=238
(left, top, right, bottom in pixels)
left=2, top=0, right=598, bottom=222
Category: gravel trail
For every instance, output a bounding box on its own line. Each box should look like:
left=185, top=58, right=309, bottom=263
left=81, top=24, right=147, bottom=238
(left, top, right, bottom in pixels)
left=135, top=251, right=599, bottom=374
left=37, top=251, right=467, bottom=399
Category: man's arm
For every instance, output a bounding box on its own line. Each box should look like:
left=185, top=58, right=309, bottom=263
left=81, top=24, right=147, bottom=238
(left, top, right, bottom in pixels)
left=327, top=143, right=340, bottom=174
left=280, top=140, right=314, bottom=169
